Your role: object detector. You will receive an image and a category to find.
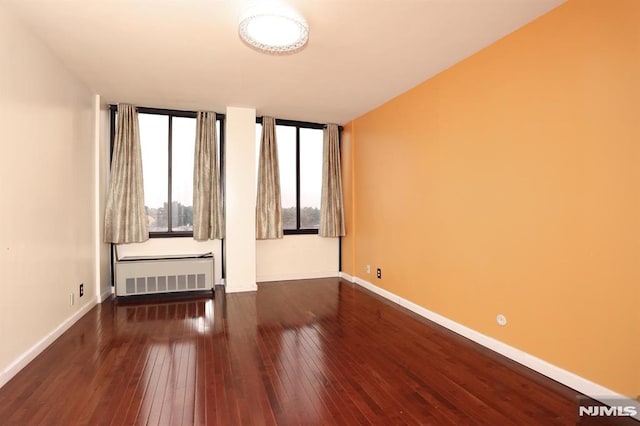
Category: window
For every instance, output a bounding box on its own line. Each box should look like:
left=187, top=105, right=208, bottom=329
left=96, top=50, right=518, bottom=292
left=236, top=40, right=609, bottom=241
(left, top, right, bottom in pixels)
left=255, top=119, right=324, bottom=234
left=110, top=107, right=223, bottom=237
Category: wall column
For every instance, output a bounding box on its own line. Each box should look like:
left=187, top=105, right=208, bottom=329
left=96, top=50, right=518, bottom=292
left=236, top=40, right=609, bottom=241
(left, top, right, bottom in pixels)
left=224, top=107, right=257, bottom=292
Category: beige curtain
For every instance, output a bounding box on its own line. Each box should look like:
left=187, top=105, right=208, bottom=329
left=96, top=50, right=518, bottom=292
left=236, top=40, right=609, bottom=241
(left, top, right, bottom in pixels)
left=256, top=116, right=283, bottom=239
left=193, top=111, right=224, bottom=240
left=319, top=124, right=345, bottom=237
left=103, top=104, right=148, bottom=243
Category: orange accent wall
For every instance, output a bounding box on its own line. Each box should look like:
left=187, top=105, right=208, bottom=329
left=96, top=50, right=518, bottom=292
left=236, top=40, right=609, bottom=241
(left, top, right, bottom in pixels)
left=345, top=0, right=639, bottom=396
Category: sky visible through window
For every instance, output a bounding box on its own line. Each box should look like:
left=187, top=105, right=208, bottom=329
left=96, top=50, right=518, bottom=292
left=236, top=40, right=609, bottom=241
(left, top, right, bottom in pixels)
left=139, top=113, right=169, bottom=208
left=299, top=127, right=323, bottom=228
left=171, top=117, right=196, bottom=208
left=255, top=123, right=323, bottom=230
left=136, top=113, right=322, bottom=232
left=138, top=115, right=221, bottom=211
left=138, top=113, right=198, bottom=232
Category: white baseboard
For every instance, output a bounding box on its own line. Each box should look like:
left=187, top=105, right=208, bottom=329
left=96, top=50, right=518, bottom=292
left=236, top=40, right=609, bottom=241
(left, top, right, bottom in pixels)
left=98, top=286, right=113, bottom=303
left=0, top=300, right=97, bottom=389
left=352, top=276, right=636, bottom=416
left=225, top=285, right=258, bottom=293
left=338, top=272, right=355, bottom=282
left=257, top=271, right=339, bottom=283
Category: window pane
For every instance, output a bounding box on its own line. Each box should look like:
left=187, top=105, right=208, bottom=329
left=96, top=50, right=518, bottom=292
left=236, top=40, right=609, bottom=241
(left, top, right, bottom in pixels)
left=216, top=119, right=221, bottom=170
left=138, top=113, right=169, bottom=232
left=299, top=128, right=323, bottom=229
left=171, top=117, right=196, bottom=231
left=276, top=125, right=297, bottom=230
left=255, top=123, right=262, bottom=186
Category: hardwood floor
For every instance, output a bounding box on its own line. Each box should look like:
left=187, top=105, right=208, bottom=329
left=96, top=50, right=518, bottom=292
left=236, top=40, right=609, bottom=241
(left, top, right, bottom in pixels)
left=0, top=278, right=634, bottom=425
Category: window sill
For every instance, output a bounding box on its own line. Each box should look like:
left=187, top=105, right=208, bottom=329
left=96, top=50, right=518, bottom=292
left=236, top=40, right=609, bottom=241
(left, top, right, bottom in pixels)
left=149, top=232, right=194, bottom=238
left=283, top=229, right=319, bottom=235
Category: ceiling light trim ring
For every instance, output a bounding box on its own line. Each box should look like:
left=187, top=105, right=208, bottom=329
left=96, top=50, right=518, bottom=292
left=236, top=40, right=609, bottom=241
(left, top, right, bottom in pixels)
left=239, top=13, right=309, bottom=55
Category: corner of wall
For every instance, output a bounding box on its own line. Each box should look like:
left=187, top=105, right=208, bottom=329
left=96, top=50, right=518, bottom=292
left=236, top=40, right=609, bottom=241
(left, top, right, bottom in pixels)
left=340, top=121, right=356, bottom=276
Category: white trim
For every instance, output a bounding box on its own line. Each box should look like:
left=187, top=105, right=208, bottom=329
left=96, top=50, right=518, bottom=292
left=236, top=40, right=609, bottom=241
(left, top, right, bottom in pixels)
left=352, top=276, right=637, bottom=417
left=93, top=94, right=101, bottom=306
left=225, top=285, right=258, bottom=293
left=98, top=286, right=113, bottom=303
left=0, top=300, right=97, bottom=389
left=338, top=272, right=355, bottom=282
left=257, top=271, right=339, bottom=283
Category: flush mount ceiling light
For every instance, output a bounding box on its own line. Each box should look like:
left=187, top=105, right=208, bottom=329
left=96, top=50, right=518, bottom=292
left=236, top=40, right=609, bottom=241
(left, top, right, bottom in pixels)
left=239, top=1, right=309, bottom=54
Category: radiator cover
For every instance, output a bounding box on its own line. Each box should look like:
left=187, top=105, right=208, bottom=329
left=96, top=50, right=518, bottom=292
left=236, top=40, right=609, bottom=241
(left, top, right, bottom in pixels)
left=115, top=255, right=214, bottom=297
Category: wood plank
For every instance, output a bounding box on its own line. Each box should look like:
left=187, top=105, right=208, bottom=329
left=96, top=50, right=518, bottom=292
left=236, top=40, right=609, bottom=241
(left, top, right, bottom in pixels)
left=0, top=278, right=633, bottom=425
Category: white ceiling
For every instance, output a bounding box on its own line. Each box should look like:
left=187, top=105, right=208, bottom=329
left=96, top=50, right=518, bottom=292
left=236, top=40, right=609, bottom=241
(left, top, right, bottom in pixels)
left=4, top=0, right=565, bottom=124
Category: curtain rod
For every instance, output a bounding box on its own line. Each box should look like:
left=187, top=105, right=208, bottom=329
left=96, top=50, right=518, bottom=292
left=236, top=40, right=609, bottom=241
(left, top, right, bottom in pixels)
left=108, top=105, right=343, bottom=131
left=108, top=104, right=225, bottom=119
left=256, top=116, right=344, bottom=132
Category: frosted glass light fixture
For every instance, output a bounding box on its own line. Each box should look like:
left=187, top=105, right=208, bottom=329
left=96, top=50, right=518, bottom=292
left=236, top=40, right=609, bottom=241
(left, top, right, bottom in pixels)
left=239, top=1, right=309, bottom=54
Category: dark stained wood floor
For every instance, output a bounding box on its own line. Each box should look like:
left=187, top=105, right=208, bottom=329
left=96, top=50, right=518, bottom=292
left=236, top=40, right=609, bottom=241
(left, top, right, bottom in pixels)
left=0, top=278, right=635, bottom=425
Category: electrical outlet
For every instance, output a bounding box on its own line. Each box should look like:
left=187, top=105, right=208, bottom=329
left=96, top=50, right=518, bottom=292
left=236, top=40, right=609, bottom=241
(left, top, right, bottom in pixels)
left=496, top=314, right=507, bottom=326
left=366, top=265, right=371, bottom=274
left=376, top=268, right=382, bottom=279
left=69, top=293, right=75, bottom=306
left=79, top=283, right=84, bottom=297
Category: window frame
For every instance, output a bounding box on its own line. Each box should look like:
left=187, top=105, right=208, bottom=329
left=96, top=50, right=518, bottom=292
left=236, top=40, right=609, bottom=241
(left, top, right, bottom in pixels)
left=109, top=105, right=225, bottom=238
left=256, top=117, right=325, bottom=235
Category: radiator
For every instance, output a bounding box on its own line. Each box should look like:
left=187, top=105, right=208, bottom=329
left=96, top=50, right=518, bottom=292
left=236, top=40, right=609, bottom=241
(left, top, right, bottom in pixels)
left=115, top=253, right=214, bottom=297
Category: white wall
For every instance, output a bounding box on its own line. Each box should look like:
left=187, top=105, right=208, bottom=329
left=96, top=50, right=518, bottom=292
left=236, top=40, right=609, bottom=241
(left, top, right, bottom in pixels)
left=0, top=4, right=95, bottom=387
left=116, top=238, right=223, bottom=285
left=102, top=105, right=339, bottom=292
left=256, top=236, right=339, bottom=282
left=95, top=96, right=112, bottom=301
left=224, top=107, right=257, bottom=292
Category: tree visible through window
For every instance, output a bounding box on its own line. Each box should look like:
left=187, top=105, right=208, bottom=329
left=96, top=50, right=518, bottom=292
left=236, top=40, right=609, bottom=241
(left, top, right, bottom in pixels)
left=112, top=107, right=222, bottom=236
left=138, top=113, right=196, bottom=233
left=256, top=120, right=323, bottom=233
left=299, top=127, right=323, bottom=229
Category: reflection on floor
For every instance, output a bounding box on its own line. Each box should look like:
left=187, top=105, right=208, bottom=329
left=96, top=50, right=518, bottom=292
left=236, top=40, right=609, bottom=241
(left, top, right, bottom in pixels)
left=0, top=278, right=630, bottom=425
